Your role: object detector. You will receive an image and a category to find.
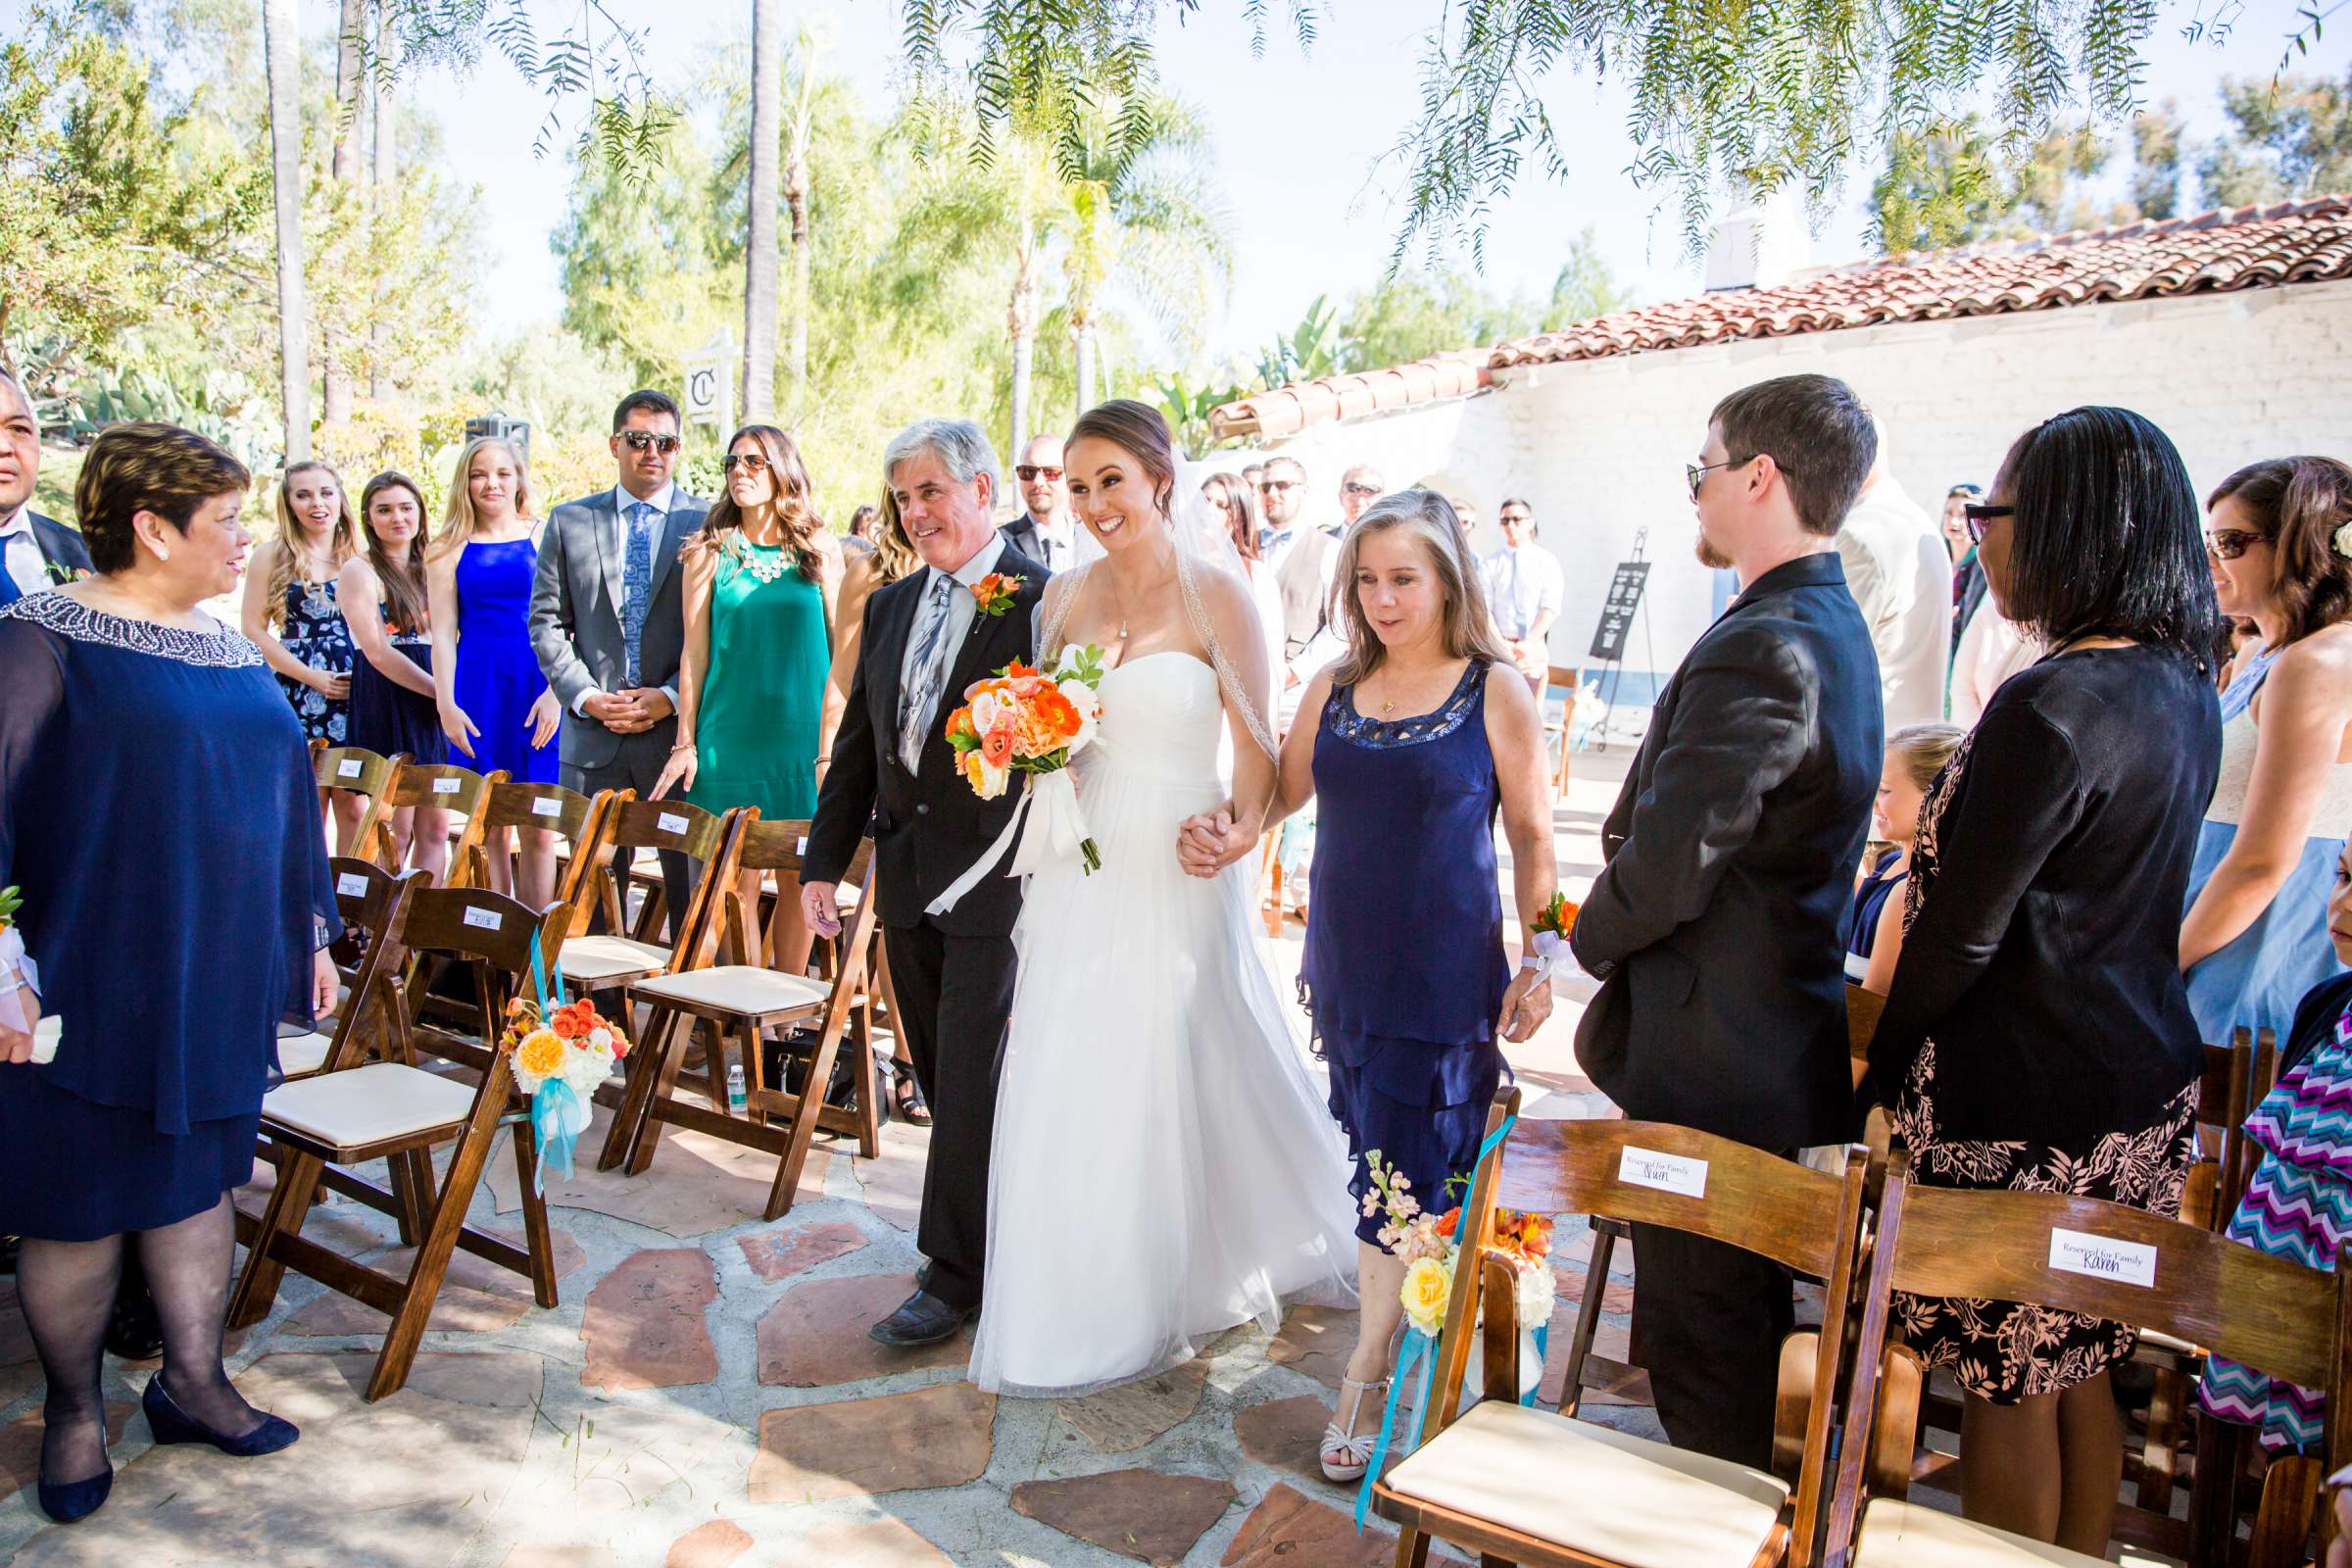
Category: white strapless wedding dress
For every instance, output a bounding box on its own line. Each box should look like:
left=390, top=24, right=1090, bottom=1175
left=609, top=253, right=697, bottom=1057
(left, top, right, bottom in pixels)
left=969, top=652, right=1359, bottom=1396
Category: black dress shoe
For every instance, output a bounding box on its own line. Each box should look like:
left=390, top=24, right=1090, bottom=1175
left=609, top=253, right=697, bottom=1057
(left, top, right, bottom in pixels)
left=868, top=1289, right=976, bottom=1348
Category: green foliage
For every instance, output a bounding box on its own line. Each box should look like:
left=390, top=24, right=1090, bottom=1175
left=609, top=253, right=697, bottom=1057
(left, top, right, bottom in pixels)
left=1544, top=228, right=1633, bottom=328
left=2132, top=99, right=2183, bottom=220
left=1871, top=115, right=2130, bottom=253
left=2198, top=70, right=2352, bottom=209
left=1254, top=294, right=1341, bottom=388
left=1337, top=268, right=1525, bottom=371
left=1152, top=370, right=1250, bottom=460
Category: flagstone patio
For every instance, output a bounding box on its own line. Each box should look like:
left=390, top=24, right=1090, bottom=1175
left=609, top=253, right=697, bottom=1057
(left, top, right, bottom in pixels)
left=0, top=760, right=1651, bottom=1566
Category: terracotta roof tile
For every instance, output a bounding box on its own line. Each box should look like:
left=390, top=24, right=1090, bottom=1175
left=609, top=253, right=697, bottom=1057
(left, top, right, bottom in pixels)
left=1209, top=197, right=2352, bottom=441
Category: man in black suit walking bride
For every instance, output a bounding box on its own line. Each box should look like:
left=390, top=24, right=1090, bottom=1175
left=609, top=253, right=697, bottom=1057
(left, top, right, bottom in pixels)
left=800, top=417, right=1048, bottom=1347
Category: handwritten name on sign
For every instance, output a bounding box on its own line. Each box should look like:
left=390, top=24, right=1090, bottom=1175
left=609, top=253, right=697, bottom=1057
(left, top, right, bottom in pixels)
left=2047, top=1228, right=2157, bottom=1289
left=335, top=872, right=368, bottom=898
left=1617, top=1146, right=1708, bottom=1199
left=657, top=811, right=689, bottom=835
left=461, top=906, right=503, bottom=931
left=431, top=776, right=463, bottom=795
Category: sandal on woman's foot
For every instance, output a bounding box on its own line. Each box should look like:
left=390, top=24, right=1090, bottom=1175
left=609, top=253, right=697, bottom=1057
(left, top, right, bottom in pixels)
left=890, top=1070, right=932, bottom=1127
left=1319, top=1375, right=1388, bottom=1483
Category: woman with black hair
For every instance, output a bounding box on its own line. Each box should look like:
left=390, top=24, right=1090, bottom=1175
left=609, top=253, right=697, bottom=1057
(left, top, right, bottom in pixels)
left=1864, top=407, right=2222, bottom=1554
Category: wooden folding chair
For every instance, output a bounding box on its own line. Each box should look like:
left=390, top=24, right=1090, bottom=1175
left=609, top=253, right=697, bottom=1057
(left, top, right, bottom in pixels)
left=1545, top=663, right=1583, bottom=793
left=314, top=744, right=404, bottom=865
left=368, top=760, right=501, bottom=879
left=228, top=886, right=566, bottom=1403
left=459, top=780, right=613, bottom=918
left=1824, top=1152, right=2352, bottom=1568
left=600, top=820, right=883, bottom=1219
left=1376, top=1111, right=1873, bottom=1568
left=557, top=797, right=734, bottom=997
left=1556, top=986, right=1885, bottom=1423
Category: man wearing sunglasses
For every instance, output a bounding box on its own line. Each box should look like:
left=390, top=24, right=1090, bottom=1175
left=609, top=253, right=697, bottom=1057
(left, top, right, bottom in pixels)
left=998, top=434, right=1075, bottom=572
left=1573, top=372, right=1881, bottom=1473
left=529, top=387, right=709, bottom=931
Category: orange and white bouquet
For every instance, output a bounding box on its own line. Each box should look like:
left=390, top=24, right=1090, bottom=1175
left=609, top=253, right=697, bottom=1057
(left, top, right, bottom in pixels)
left=927, top=645, right=1108, bottom=912
left=1365, top=1152, right=1557, bottom=1338
left=499, top=993, right=630, bottom=1186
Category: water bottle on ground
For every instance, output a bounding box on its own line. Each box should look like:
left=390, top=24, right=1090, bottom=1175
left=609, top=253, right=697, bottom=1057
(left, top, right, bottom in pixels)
left=726, top=1061, right=748, bottom=1114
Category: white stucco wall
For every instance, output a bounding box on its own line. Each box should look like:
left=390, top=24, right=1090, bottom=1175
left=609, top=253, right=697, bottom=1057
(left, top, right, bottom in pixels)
left=1255, top=277, right=2352, bottom=704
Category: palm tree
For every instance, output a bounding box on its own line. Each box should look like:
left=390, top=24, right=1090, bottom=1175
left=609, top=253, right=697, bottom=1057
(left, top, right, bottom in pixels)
left=368, top=0, right=396, bottom=402
left=742, top=0, right=781, bottom=421
left=322, top=0, right=367, bottom=424
left=261, top=0, right=310, bottom=460
left=781, top=22, right=827, bottom=395
left=1057, top=92, right=1229, bottom=416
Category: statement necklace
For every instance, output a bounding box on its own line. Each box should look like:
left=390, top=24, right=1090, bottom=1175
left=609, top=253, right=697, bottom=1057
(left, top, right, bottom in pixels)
left=739, top=536, right=789, bottom=583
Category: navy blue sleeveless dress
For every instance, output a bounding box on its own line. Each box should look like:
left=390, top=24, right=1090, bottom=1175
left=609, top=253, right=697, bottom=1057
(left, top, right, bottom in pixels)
left=0, top=595, right=335, bottom=1240
left=1301, top=659, right=1511, bottom=1246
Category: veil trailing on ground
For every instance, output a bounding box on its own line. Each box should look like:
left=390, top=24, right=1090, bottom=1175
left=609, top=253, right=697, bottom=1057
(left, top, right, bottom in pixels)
left=1042, top=453, right=1280, bottom=763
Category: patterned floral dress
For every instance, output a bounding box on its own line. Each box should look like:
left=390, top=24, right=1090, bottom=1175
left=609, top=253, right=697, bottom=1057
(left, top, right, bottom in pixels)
left=1887, top=726, right=2199, bottom=1403
left=275, top=574, right=354, bottom=745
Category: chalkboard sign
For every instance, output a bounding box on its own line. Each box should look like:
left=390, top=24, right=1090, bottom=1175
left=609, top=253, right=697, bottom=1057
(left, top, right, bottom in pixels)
left=1588, top=562, right=1650, bottom=662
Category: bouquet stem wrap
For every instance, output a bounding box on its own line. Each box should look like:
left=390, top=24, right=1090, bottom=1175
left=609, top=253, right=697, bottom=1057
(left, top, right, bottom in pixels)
left=1354, top=1113, right=1546, bottom=1531
left=925, top=767, right=1098, bottom=916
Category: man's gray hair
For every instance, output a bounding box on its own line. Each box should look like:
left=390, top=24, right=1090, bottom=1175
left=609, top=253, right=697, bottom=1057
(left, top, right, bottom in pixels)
left=884, top=417, right=1002, bottom=500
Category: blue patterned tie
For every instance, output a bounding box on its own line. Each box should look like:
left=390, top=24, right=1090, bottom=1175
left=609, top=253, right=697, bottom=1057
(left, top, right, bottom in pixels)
left=0, top=565, right=20, bottom=608
left=899, top=573, right=956, bottom=773
left=621, top=501, right=656, bottom=686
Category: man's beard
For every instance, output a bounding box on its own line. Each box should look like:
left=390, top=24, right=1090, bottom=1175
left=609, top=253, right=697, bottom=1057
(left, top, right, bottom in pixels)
left=1694, top=529, right=1732, bottom=570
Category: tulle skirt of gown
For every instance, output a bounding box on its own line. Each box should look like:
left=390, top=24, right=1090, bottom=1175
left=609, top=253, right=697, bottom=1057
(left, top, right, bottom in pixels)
left=970, top=653, right=1358, bottom=1397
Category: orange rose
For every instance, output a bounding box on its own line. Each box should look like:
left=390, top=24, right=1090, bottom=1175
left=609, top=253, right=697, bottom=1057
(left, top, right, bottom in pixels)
left=981, top=723, right=1015, bottom=768
left=1435, top=1207, right=1462, bottom=1241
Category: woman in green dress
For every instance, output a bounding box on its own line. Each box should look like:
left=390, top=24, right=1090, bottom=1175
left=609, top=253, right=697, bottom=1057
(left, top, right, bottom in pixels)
left=654, top=423, right=842, bottom=973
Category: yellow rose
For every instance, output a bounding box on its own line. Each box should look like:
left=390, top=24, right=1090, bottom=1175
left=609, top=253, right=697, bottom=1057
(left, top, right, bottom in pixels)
left=514, top=1028, right=567, bottom=1084
left=1399, top=1255, right=1453, bottom=1338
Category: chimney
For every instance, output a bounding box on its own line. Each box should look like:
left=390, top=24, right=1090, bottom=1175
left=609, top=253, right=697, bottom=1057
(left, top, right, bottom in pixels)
left=1702, top=187, right=1809, bottom=293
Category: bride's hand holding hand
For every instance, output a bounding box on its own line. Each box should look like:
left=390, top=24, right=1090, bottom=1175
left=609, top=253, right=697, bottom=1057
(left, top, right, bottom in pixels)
left=1175, top=810, right=1228, bottom=879
left=1497, top=968, right=1552, bottom=1043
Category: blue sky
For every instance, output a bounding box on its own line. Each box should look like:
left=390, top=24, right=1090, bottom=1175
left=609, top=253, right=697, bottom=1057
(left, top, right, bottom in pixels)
left=389, top=1, right=2352, bottom=365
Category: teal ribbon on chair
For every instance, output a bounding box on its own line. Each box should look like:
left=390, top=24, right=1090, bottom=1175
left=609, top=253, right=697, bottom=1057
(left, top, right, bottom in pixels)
left=1354, top=1111, right=1520, bottom=1531
left=524, top=940, right=585, bottom=1194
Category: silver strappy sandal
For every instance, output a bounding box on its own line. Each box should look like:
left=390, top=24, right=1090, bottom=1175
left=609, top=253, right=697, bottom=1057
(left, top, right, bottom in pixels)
left=1319, top=1375, right=1389, bottom=1483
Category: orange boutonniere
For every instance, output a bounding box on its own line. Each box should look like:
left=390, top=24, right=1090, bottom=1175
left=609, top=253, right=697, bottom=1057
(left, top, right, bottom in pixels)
left=971, top=572, right=1023, bottom=617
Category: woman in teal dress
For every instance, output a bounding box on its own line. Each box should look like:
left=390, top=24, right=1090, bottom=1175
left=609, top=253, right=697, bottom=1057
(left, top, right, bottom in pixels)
left=654, top=423, right=841, bottom=974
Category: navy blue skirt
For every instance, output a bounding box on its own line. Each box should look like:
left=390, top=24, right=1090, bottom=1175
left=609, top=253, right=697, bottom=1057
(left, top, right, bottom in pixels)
left=1318, top=1022, right=1506, bottom=1249
left=0, top=1064, right=258, bottom=1241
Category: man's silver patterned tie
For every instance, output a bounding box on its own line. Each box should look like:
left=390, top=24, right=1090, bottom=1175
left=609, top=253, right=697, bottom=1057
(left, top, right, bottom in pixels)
left=899, top=572, right=956, bottom=773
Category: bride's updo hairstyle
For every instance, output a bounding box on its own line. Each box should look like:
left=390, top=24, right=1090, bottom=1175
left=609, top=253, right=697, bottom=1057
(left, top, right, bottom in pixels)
left=1066, top=399, right=1179, bottom=519
left=1327, top=488, right=1512, bottom=684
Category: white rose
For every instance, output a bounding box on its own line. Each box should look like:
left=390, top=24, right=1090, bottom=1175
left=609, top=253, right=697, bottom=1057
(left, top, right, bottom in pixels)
left=1513, top=1260, right=1558, bottom=1329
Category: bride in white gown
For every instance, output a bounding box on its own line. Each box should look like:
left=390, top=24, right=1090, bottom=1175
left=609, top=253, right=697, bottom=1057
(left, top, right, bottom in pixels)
left=967, top=402, right=1358, bottom=1396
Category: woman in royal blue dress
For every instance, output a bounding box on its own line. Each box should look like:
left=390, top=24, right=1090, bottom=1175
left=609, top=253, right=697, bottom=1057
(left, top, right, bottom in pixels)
left=239, top=460, right=359, bottom=849
left=0, top=423, right=337, bottom=1524
left=1235, top=489, right=1557, bottom=1481
left=427, top=435, right=560, bottom=906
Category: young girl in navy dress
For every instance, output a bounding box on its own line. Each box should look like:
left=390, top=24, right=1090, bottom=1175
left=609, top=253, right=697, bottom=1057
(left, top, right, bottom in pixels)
left=240, top=461, right=358, bottom=850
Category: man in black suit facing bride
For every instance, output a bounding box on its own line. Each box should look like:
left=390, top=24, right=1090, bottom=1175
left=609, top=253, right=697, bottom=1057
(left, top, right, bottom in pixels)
left=800, top=417, right=1048, bottom=1348
left=1569, top=373, right=1882, bottom=1469
left=0, top=371, right=94, bottom=602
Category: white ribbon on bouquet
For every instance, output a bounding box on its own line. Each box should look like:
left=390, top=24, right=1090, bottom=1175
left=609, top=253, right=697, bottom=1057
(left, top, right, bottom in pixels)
left=924, top=767, right=1095, bottom=916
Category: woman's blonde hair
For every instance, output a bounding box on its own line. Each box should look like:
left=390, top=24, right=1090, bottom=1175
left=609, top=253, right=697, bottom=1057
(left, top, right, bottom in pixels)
left=1327, top=489, right=1513, bottom=685
left=267, top=460, right=359, bottom=627
left=867, top=486, right=919, bottom=586
left=437, top=436, right=535, bottom=549
left=1887, top=722, right=1965, bottom=792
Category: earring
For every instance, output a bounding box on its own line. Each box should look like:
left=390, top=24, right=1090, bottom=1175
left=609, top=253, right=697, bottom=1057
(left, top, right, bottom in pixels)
left=155, top=548, right=171, bottom=563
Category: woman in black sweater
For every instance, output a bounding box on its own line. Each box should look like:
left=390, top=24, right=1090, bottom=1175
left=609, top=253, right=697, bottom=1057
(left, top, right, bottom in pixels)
left=1865, top=406, right=2222, bottom=1554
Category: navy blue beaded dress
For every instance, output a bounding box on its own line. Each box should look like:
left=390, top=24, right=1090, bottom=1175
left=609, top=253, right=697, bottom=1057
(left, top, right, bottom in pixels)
left=1301, top=659, right=1512, bottom=1246
left=0, top=594, right=335, bottom=1242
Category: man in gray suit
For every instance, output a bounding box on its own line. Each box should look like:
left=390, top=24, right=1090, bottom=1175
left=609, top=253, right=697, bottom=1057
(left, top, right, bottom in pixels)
left=528, top=388, right=706, bottom=931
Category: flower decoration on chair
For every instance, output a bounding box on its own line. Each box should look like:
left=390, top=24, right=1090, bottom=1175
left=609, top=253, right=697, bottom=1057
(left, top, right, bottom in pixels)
left=498, top=993, right=629, bottom=1191
left=927, top=646, right=1107, bottom=914
left=970, top=571, right=1024, bottom=617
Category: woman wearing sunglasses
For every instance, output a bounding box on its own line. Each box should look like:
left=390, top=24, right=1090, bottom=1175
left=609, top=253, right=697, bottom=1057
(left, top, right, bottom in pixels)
left=653, top=424, right=842, bottom=975
left=2178, top=456, right=2352, bottom=1043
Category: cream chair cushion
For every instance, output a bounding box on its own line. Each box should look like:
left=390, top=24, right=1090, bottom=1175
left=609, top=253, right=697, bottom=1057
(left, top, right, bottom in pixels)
left=1853, top=1499, right=2146, bottom=1567
left=275, top=1030, right=334, bottom=1077
left=634, top=965, right=830, bottom=1016
left=263, top=1062, right=479, bottom=1151
left=560, top=934, right=670, bottom=984
left=1381, top=1398, right=1788, bottom=1568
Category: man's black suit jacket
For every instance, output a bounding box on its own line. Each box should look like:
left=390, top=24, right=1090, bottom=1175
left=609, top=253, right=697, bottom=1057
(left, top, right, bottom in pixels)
left=25, top=512, right=92, bottom=580
left=802, top=548, right=1049, bottom=937
left=1571, top=550, right=1883, bottom=1151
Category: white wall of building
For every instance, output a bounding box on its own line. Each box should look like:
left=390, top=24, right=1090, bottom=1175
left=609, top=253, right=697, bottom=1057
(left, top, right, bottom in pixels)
left=1259, top=278, right=2352, bottom=703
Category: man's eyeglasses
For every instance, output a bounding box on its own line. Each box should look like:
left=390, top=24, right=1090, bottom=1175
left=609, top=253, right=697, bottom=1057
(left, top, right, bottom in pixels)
left=2206, top=528, right=2273, bottom=561
left=720, top=452, right=768, bottom=472
left=1259, top=478, right=1299, bottom=493
left=1343, top=481, right=1380, bottom=498
left=1499, top=512, right=1533, bottom=526
left=1962, top=503, right=2015, bottom=543
left=621, top=430, right=681, bottom=455
left=1687, top=455, right=1794, bottom=502
left=1015, top=465, right=1062, bottom=482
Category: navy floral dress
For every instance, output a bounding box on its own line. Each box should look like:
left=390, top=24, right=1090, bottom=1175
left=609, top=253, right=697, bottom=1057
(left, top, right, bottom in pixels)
left=276, top=574, right=354, bottom=744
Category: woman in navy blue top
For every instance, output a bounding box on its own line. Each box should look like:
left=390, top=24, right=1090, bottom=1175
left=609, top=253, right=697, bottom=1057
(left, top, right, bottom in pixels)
left=1230, top=489, right=1557, bottom=1483
left=0, top=424, right=336, bottom=1523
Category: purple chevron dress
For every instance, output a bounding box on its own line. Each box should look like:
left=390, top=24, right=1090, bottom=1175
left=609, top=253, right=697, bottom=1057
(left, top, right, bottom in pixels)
left=2198, top=1001, right=2352, bottom=1450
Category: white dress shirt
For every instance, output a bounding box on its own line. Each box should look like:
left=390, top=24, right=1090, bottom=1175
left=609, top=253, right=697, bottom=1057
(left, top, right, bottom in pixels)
left=1481, top=543, right=1564, bottom=641
left=0, top=508, right=51, bottom=598
left=1835, top=475, right=1953, bottom=731
left=899, top=533, right=1008, bottom=772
